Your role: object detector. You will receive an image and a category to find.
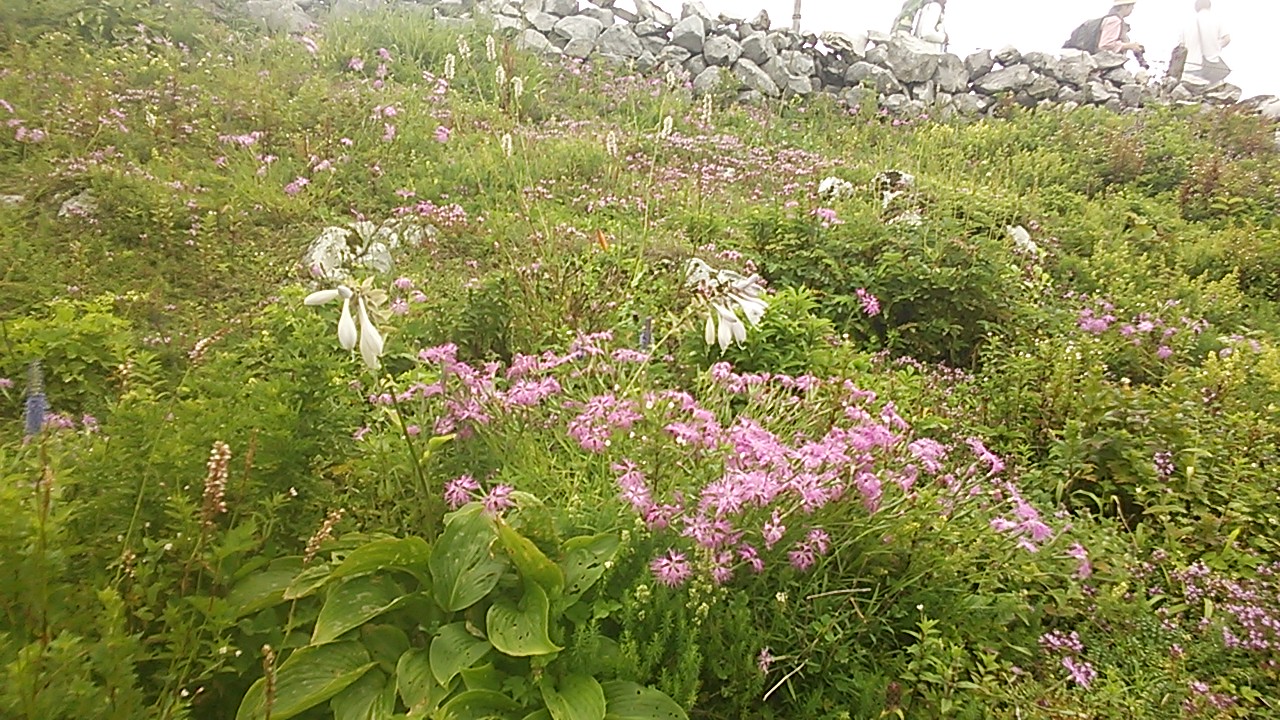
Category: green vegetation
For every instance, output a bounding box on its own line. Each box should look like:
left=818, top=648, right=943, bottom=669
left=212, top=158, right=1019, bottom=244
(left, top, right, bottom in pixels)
left=3, top=2, right=1280, bottom=718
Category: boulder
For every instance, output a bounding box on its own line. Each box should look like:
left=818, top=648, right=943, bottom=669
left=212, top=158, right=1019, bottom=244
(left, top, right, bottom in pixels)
left=544, top=0, right=577, bottom=15
left=525, top=11, right=556, bottom=31
left=885, top=37, right=940, bottom=84
left=952, top=92, right=987, bottom=115
left=656, top=44, right=693, bottom=66
left=553, top=15, right=604, bottom=43
left=732, top=57, right=781, bottom=97
left=640, top=35, right=666, bottom=55
left=1104, top=67, right=1134, bottom=85
left=1120, top=83, right=1143, bottom=106
left=820, top=31, right=866, bottom=59
left=633, top=0, right=674, bottom=26
left=671, top=15, right=707, bottom=52
left=517, top=28, right=557, bottom=54
left=684, top=54, right=708, bottom=76
left=781, top=49, right=815, bottom=78
left=704, top=35, right=743, bottom=66
left=935, top=53, right=968, bottom=93
left=58, top=190, right=97, bottom=219
left=1203, top=83, right=1243, bottom=103
left=681, top=0, right=711, bottom=20
left=493, top=14, right=523, bottom=32
left=1091, top=51, right=1127, bottom=70
left=598, top=25, right=644, bottom=57
left=993, top=45, right=1021, bottom=66
left=973, top=64, right=1032, bottom=94
left=844, top=61, right=901, bottom=94
left=1025, top=74, right=1060, bottom=100
left=1086, top=80, right=1114, bottom=103
left=564, top=38, right=595, bottom=58
left=634, top=18, right=667, bottom=35
left=581, top=7, right=615, bottom=25
left=865, top=44, right=889, bottom=66
left=693, top=66, right=723, bottom=94
left=741, top=31, right=776, bottom=65
left=1021, top=51, right=1054, bottom=73
left=1055, top=54, right=1095, bottom=87
left=245, top=0, right=311, bottom=32
left=749, top=9, right=770, bottom=31
left=965, top=49, right=994, bottom=80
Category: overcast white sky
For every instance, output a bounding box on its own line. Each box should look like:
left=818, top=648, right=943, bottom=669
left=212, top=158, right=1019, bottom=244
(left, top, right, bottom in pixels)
left=649, top=0, right=1277, bottom=100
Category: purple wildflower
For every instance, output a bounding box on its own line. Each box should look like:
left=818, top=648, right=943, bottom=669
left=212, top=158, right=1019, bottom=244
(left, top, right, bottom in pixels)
left=444, top=475, right=480, bottom=509
left=650, top=550, right=692, bottom=587
left=482, top=484, right=514, bottom=514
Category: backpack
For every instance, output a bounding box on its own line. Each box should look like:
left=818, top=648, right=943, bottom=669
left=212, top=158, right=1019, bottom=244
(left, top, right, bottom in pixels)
left=1063, top=16, right=1108, bottom=53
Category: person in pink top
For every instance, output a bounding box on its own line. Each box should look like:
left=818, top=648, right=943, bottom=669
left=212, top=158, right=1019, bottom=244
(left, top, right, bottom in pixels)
left=1098, top=0, right=1145, bottom=56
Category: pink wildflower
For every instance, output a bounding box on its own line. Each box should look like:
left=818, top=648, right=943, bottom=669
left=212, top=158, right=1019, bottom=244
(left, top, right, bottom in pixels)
left=650, top=550, right=691, bottom=587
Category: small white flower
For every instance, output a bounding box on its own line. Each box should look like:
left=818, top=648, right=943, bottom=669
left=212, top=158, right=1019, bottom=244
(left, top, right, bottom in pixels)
left=337, top=297, right=358, bottom=350
left=605, top=131, right=619, bottom=158
left=456, top=37, right=471, bottom=60
left=501, top=133, right=514, bottom=157
left=495, top=64, right=507, bottom=88
left=444, top=53, right=456, bottom=81
left=485, top=35, right=496, bottom=62
left=512, top=76, right=524, bottom=101
left=660, top=115, right=674, bottom=138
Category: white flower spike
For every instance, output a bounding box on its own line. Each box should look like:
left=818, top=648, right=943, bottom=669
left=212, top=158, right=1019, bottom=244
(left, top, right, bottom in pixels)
left=685, top=258, right=770, bottom=353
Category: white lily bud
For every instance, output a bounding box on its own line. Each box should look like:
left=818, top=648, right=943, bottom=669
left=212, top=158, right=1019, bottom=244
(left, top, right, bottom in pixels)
left=357, top=296, right=384, bottom=371
left=713, top=303, right=735, bottom=351
left=337, top=285, right=353, bottom=299
left=736, top=295, right=768, bottom=326
left=704, top=312, right=716, bottom=347
left=338, top=297, right=358, bottom=350
left=304, top=288, right=342, bottom=306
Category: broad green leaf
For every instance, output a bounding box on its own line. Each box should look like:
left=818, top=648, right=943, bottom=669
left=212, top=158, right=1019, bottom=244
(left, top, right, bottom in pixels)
left=601, top=681, right=687, bottom=720
left=541, top=674, right=605, bottom=720
left=228, top=565, right=298, bottom=618
left=362, top=624, right=410, bottom=671
left=331, top=669, right=395, bottom=720
left=430, top=622, right=492, bottom=685
left=460, top=663, right=504, bottom=692
left=285, top=563, right=333, bottom=601
left=431, top=504, right=507, bottom=612
left=332, top=537, right=432, bottom=583
left=486, top=583, right=562, bottom=657
left=521, top=712, right=552, bottom=720
left=497, top=520, right=564, bottom=597
left=559, top=534, right=620, bottom=602
left=396, top=648, right=445, bottom=713
left=236, top=642, right=375, bottom=720
left=313, top=575, right=407, bottom=645
left=438, top=689, right=523, bottom=720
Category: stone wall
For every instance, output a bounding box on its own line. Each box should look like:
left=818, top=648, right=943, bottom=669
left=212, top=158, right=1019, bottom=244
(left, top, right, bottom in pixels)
left=249, top=0, right=1270, bottom=117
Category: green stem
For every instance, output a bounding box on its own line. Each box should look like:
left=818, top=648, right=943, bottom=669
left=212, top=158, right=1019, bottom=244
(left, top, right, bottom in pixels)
left=381, top=370, right=439, bottom=537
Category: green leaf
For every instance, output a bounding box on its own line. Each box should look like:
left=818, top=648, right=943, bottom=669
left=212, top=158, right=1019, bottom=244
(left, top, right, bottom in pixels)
left=228, top=564, right=299, bottom=618
left=431, top=504, right=508, bottom=612
left=430, top=622, right=493, bottom=685
left=460, top=663, right=504, bottom=692
left=361, top=624, right=410, bottom=672
left=313, top=575, right=409, bottom=645
left=486, top=583, right=562, bottom=657
left=285, top=563, right=333, bottom=601
left=497, top=520, right=564, bottom=598
left=438, top=689, right=523, bottom=720
left=541, top=674, right=605, bottom=720
left=601, top=681, right=687, bottom=720
left=332, top=537, right=432, bottom=583
left=559, top=534, right=619, bottom=602
left=331, top=669, right=395, bottom=720
left=521, top=712, right=553, bottom=720
left=396, top=648, right=446, bottom=714
left=236, top=642, right=375, bottom=720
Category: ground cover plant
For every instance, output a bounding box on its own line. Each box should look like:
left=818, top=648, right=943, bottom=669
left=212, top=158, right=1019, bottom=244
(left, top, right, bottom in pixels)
left=2, top=1, right=1280, bottom=718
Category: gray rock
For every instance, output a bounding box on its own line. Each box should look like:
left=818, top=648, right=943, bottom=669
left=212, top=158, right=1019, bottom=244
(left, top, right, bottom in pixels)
left=245, top=0, right=311, bottom=32
left=1104, top=98, right=1124, bottom=112
left=737, top=89, right=764, bottom=103
left=911, top=80, right=936, bottom=104
left=0, top=194, right=23, bottom=207
left=749, top=9, right=770, bottom=31
left=671, top=15, right=706, bottom=52
left=544, top=0, right=577, bottom=15
left=496, top=2, right=523, bottom=17
left=681, top=0, right=711, bottom=20
left=952, top=92, right=986, bottom=115
left=1026, top=74, right=1060, bottom=100
left=564, top=38, right=595, bottom=58
left=611, top=5, right=638, bottom=22
left=656, top=44, right=693, bottom=66
left=767, top=30, right=794, bottom=53
left=581, top=7, right=614, bottom=25
left=1261, top=98, right=1280, bottom=119
left=732, top=57, right=781, bottom=96
left=553, top=14, right=604, bottom=42
left=1086, top=80, right=1114, bottom=103
left=1104, top=67, right=1134, bottom=85
left=1120, top=83, right=1143, bottom=106
left=741, top=32, right=775, bottom=65
left=865, top=44, right=889, bottom=66
left=885, top=38, right=940, bottom=84
left=517, top=28, right=556, bottom=54
left=820, top=31, right=866, bottom=59
left=598, top=25, right=644, bottom=57
left=693, top=65, right=723, bottom=94
left=781, top=49, right=815, bottom=77
left=840, top=86, right=876, bottom=109
left=993, top=45, right=1021, bottom=66
left=1170, top=83, right=1195, bottom=102
left=1021, top=51, right=1053, bottom=72
left=633, top=0, right=674, bottom=25
left=634, top=18, right=667, bottom=35
left=1092, top=51, right=1127, bottom=70
left=844, top=61, right=901, bottom=94
left=640, top=35, right=666, bottom=55
left=936, top=53, right=968, bottom=93
left=1203, top=83, right=1243, bottom=103
left=684, top=54, right=708, bottom=76
left=526, top=11, right=556, bottom=31
left=522, top=0, right=544, bottom=11
left=965, top=50, right=994, bottom=80
left=636, top=50, right=657, bottom=71
left=58, top=190, right=97, bottom=219
left=881, top=93, right=909, bottom=113
left=973, top=64, right=1032, bottom=94
left=704, top=35, right=743, bottom=66
left=494, top=14, right=524, bottom=32
left=1055, top=54, right=1095, bottom=87
left=434, top=0, right=469, bottom=18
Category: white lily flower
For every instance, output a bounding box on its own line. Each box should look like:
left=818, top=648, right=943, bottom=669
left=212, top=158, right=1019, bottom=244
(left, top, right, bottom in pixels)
left=357, top=296, right=384, bottom=371
left=338, top=297, right=358, bottom=350
left=304, top=285, right=352, bottom=306
left=735, top=294, right=768, bottom=326
left=685, top=258, right=771, bottom=352
left=704, top=313, right=716, bottom=347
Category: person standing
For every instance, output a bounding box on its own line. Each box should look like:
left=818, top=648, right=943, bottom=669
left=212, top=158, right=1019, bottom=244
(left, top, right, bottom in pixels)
left=1097, top=1, right=1144, bottom=57
left=893, top=0, right=948, bottom=52
left=1179, top=0, right=1231, bottom=84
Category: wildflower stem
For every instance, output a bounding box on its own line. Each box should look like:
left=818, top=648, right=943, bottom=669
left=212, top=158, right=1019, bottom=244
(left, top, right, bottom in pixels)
left=381, top=371, right=439, bottom=536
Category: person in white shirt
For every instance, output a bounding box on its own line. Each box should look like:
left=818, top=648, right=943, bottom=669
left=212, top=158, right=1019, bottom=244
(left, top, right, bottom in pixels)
left=1179, top=0, right=1231, bottom=84
left=910, top=0, right=949, bottom=52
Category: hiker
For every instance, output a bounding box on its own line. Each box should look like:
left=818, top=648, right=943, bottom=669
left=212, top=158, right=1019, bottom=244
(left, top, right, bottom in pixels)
left=1065, top=1, right=1145, bottom=62
left=892, top=0, right=948, bottom=52
left=1179, top=0, right=1232, bottom=85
